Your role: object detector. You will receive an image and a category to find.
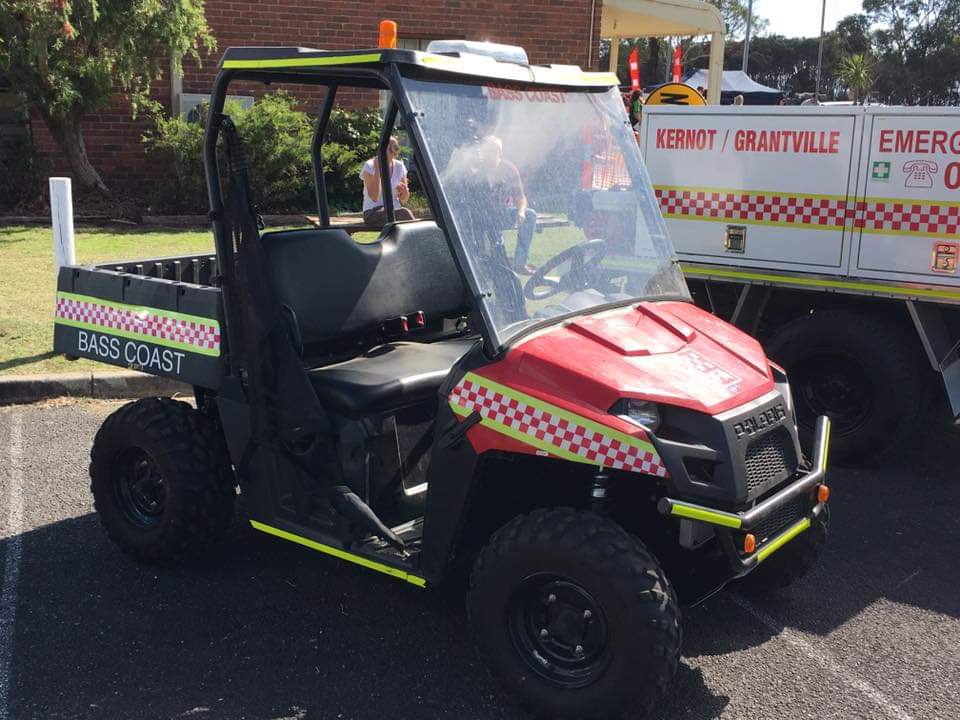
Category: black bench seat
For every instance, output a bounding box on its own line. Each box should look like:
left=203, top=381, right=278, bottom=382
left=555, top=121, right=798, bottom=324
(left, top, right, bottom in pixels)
left=308, top=338, right=477, bottom=415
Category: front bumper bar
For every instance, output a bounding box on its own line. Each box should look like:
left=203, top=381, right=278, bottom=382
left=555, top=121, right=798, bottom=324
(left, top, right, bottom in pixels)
left=658, top=416, right=831, bottom=573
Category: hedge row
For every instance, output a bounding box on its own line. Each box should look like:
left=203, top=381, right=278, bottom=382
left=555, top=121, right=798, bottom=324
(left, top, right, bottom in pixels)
left=142, top=91, right=382, bottom=214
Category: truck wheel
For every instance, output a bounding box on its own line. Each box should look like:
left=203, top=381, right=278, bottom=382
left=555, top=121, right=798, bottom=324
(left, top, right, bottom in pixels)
left=765, top=310, right=925, bottom=464
left=90, top=398, right=235, bottom=565
left=738, top=509, right=829, bottom=595
left=467, top=508, right=681, bottom=720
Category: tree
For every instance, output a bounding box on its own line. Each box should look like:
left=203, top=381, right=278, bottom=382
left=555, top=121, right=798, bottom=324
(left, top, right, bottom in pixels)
left=0, top=1, right=213, bottom=194
left=835, top=14, right=872, bottom=55
left=836, top=53, right=876, bottom=102
left=709, top=0, right=769, bottom=41
left=863, top=0, right=960, bottom=104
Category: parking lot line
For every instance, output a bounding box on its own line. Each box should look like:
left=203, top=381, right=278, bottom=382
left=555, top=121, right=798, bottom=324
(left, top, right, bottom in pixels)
left=0, top=415, right=24, bottom=720
left=728, top=593, right=914, bottom=720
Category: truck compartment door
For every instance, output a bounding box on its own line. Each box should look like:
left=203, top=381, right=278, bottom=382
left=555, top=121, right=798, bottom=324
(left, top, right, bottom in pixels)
left=854, top=111, right=960, bottom=285
left=642, top=109, right=856, bottom=272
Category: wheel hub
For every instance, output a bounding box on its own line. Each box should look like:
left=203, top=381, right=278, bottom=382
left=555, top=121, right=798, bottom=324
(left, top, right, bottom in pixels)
left=115, top=448, right=165, bottom=527
left=794, top=353, right=873, bottom=436
left=508, top=575, right=610, bottom=688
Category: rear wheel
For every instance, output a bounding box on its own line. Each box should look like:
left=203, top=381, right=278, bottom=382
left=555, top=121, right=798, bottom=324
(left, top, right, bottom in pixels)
left=765, top=310, right=926, bottom=464
left=90, top=398, right=235, bottom=564
left=467, top=508, right=681, bottom=720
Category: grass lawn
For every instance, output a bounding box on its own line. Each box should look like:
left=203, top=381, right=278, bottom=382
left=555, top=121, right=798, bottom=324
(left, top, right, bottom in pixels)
left=0, top=220, right=585, bottom=377
left=0, top=225, right=215, bottom=376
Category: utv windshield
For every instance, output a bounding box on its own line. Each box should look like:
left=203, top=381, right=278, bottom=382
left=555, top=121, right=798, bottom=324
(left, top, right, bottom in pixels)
left=401, top=77, right=689, bottom=348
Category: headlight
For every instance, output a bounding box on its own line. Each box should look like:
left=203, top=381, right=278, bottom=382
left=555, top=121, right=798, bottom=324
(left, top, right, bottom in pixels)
left=611, top=399, right=661, bottom=433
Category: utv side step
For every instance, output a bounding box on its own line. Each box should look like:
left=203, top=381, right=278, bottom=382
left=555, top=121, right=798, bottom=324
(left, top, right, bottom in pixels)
left=249, top=518, right=427, bottom=588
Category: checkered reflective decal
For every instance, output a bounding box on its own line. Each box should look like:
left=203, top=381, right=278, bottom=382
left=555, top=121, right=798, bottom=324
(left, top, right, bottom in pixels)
left=854, top=200, right=960, bottom=236
left=656, top=187, right=849, bottom=229
left=655, top=186, right=960, bottom=238
left=55, top=292, right=221, bottom=356
left=449, top=373, right=668, bottom=477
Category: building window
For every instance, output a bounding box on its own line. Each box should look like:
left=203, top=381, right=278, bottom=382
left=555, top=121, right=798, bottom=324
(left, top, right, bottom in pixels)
left=397, top=38, right=432, bottom=51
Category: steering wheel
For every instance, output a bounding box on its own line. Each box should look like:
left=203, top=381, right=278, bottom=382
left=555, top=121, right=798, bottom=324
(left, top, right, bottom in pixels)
left=523, top=239, right=608, bottom=301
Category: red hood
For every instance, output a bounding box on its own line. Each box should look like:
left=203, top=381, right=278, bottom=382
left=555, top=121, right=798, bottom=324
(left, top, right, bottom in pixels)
left=485, top=301, right=774, bottom=417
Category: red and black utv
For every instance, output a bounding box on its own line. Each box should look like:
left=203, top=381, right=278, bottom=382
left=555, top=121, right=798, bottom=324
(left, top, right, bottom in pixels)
left=54, top=40, right=831, bottom=719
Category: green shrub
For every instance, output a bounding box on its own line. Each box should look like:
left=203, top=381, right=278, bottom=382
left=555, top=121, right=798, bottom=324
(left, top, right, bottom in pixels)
left=321, top=107, right=381, bottom=213
left=142, top=105, right=207, bottom=213
left=143, top=92, right=384, bottom=214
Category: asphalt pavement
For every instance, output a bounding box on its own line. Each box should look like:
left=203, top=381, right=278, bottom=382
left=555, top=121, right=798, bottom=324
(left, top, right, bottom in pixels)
left=0, top=399, right=957, bottom=720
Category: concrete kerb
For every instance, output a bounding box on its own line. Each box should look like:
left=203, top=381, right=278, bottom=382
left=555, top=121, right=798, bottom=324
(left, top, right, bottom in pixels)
left=0, top=371, right=190, bottom=406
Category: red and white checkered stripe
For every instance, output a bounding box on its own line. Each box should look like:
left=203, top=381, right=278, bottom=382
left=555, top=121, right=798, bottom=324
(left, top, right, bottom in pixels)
left=56, top=296, right=221, bottom=353
left=449, top=375, right=668, bottom=477
left=854, top=200, right=960, bottom=235
left=656, top=188, right=849, bottom=228
left=656, top=186, right=960, bottom=236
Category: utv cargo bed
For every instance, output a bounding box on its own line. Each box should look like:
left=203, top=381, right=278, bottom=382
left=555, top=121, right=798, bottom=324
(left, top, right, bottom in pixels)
left=53, top=253, right=226, bottom=389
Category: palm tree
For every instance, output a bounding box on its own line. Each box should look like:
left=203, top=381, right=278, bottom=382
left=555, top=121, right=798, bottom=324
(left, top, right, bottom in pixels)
left=837, top=53, right=875, bottom=104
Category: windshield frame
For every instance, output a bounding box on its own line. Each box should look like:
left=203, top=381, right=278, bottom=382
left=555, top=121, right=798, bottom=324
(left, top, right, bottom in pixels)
left=390, top=64, right=689, bottom=357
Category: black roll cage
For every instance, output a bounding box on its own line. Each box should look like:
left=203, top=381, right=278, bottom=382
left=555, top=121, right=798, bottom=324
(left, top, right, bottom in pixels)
left=201, top=62, right=650, bottom=364
left=202, top=64, right=507, bottom=363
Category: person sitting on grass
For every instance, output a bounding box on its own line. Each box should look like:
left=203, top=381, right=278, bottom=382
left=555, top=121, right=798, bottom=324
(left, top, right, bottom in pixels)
left=360, top=136, right=415, bottom=226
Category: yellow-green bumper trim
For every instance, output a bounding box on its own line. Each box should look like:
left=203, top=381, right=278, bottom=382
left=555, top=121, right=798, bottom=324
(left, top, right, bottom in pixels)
left=667, top=501, right=742, bottom=529
left=756, top=517, right=811, bottom=562
left=249, top=520, right=426, bottom=588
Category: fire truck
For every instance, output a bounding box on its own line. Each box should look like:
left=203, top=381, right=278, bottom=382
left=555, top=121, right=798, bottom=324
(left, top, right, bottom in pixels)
left=641, top=105, right=960, bottom=463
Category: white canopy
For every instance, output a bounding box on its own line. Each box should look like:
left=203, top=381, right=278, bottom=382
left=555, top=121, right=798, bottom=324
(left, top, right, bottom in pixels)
left=600, top=0, right=725, bottom=104
left=683, top=69, right=781, bottom=95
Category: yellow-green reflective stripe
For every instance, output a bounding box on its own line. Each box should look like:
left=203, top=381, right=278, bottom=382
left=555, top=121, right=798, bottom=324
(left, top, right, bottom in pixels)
left=680, top=264, right=960, bottom=302
left=655, top=184, right=846, bottom=202
left=669, top=501, right=742, bottom=529
left=223, top=53, right=382, bottom=69
left=459, top=372, right=657, bottom=457
left=756, top=517, right=811, bottom=562
left=820, top=417, right=832, bottom=474
left=55, top=291, right=221, bottom=357
left=249, top=520, right=426, bottom=588
left=664, top=213, right=845, bottom=232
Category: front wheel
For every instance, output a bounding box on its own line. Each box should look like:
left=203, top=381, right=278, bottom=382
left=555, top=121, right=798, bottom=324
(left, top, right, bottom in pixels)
left=467, top=509, right=681, bottom=720
left=90, top=398, right=235, bottom=565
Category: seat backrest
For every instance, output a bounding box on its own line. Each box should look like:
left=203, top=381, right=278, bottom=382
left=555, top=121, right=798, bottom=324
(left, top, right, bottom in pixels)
left=261, top=221, right=469, bottom=346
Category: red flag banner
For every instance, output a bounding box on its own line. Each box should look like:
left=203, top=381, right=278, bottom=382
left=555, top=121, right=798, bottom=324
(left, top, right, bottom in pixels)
left=628, top=47, right=640, bottom=90
left=672, top=46, right=682, bottom=83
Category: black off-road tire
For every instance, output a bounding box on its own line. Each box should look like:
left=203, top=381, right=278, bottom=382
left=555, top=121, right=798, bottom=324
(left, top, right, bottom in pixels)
left=467, top=508, right=681, bottom=720
left=765, top=310, right=926, bottom=465
left=739, top=508, right=829, bottom=596
left=90, top=398, right=235, bottom=565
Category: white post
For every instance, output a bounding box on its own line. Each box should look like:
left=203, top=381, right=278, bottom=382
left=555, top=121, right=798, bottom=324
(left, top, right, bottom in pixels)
left=50, top=177, right=76, bottom=273
left=741, top=0, right=754, bottom=73
left=608, top=36, right=621, bottom=79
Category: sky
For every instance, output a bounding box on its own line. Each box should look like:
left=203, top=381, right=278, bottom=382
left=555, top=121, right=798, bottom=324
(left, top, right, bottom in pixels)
left=761, top=0, right=866, bottom=39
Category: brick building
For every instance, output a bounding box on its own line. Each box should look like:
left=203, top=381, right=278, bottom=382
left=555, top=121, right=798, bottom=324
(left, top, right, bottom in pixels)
left=29, top=0, right=603, bottom=193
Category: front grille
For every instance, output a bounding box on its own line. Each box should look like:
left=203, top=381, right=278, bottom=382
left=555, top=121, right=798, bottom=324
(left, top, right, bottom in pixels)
left=743, top=427, right=796, bottom=495
left=751, top=495, right=807, bottom=544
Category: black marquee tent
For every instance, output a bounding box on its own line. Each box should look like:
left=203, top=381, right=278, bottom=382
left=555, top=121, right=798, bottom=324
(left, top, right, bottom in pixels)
left=683, top=69, right=783, bottom=105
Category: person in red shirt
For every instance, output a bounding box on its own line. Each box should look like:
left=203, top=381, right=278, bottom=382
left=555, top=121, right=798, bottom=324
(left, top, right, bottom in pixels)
left=478, top=136, right=537, bottom=273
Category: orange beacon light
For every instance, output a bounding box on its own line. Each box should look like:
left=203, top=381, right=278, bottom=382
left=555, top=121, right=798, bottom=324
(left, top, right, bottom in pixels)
left=379, top=20, right=398, bottom=49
